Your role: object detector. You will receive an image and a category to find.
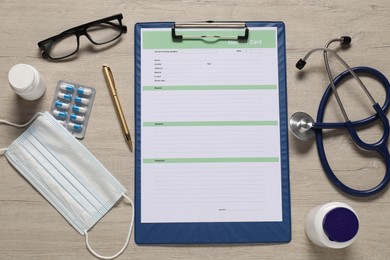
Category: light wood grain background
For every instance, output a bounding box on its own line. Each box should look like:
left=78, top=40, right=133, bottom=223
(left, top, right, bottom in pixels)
left=1, top=0, right=390, bottom=259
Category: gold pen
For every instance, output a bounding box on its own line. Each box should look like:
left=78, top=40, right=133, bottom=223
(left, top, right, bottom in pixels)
left=102, top=65, right=133, bottom=152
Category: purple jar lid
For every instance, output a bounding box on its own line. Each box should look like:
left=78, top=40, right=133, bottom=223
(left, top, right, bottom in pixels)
left=323, top=207, right=359, bottom=243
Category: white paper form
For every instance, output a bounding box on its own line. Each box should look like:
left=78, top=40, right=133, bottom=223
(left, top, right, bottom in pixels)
left=140, top=28, right=282, bottom=223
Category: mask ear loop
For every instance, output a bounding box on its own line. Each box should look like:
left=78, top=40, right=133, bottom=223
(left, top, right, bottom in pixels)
left=0, top=112, right=44, bottom=155
left=85, top=193, right=134, bottom=260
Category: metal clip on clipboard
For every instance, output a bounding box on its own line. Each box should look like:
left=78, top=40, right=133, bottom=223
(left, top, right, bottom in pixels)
left=171, top=21, right=249, bottom=41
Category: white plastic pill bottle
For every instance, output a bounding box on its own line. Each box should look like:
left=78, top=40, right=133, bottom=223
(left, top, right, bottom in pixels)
left=305, top=202, right=359, bottom=249
left=8, top=64, right=46, bottom=101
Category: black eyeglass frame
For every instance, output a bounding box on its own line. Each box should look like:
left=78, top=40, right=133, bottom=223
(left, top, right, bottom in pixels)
left=37, top=13, right=127, bottom=60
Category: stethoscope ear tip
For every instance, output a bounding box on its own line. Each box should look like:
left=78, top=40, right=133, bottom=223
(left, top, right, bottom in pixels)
left=296, top=59, right=306, bottom=70
left=341, top=36, right=352, bottom=45
left=289, top=112, right=316, bottom=141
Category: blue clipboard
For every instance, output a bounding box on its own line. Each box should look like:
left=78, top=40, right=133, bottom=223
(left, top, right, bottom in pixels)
left=134, top=21, right=290, bottom=244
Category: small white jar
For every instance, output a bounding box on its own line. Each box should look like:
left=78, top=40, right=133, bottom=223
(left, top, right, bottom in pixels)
left=305, top=202, right=359, bottom=249
left=8, top=64, right=46, bottom=101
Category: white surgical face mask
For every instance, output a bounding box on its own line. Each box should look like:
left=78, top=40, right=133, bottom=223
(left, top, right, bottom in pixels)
left=0, top=112, right=134, bottom=260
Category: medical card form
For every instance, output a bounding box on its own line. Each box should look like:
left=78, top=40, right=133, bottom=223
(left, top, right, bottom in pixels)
left=135, top=23, right=290, bottom=243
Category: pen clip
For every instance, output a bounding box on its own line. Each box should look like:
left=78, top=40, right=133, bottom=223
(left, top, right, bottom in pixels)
left=103, top=65, right=117, bottom=94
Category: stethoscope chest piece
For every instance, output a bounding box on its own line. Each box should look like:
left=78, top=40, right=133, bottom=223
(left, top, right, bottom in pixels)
left=289, top=112, right=315, bottom=141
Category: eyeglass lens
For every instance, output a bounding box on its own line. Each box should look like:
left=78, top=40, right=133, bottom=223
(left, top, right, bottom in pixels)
left=86, top=21, right=123, bottom=44
left=50, top=34, right=79, bottom=59
left=48, top=19, right=123, bottom=59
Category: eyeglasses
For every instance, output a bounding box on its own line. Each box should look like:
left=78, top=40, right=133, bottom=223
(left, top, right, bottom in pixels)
left=37, top=14, right=127, bottom=60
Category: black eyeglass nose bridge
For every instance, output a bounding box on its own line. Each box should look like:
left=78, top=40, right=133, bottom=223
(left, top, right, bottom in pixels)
left=37, top=14, right=127, bottom=60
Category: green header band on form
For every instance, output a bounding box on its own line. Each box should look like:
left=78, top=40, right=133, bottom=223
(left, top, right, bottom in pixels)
left=142, top=30, right=276, bottom=49
left=143, top=121, right=278, bottom=127
left=143, top=157, right=279, bottom=163
left=143, top=85, right=277, bottom=91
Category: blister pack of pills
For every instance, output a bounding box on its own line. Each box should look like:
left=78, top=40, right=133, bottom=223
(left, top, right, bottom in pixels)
left=50, top=80, right=96, bottom=139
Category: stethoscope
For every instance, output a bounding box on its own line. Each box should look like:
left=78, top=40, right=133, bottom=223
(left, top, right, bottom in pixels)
left=290, top=36, right=390, bottom=197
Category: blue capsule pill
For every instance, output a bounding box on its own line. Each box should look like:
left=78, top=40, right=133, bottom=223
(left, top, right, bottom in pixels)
left=70, top=114, right=85, bottom=123
left=53, top=110, right=67, bottom=119
left=77, top=87, right=92, bottom=96
left=58, top=92, right=72, bottom=101
left=60, top=83, right=75, bottom=93
left=72, top=105, right=87, bottom=114
left=55, top=101, right=70, bottom=110
left=75, top=96, right=90, bottom=105
left=68, top=122, right=82, bottom=132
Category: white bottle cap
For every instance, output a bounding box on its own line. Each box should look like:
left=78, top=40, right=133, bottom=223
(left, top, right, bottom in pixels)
left=8, top=64, right=46, bottom=100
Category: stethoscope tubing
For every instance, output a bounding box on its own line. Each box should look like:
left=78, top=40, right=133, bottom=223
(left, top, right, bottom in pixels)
left=313, top=66, right=390, bottom=129
left=314, top=66, right=390, bottom=196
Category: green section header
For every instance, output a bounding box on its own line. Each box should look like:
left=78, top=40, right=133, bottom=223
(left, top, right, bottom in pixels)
left=143, top=121, right=278, bottom=127
left=143, top=29, right=276, bottom=49
left=143, top=157, right=279, bottom=163
left=143, top=85, right=277, bottom=91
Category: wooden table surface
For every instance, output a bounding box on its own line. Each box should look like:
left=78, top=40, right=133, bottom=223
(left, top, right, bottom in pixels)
left=1, top=0, right=390, bottom=259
